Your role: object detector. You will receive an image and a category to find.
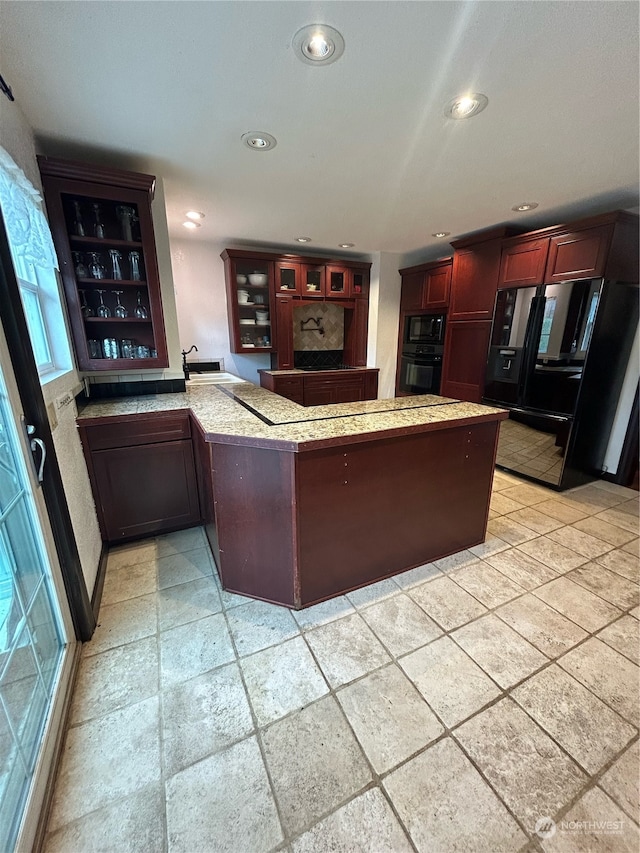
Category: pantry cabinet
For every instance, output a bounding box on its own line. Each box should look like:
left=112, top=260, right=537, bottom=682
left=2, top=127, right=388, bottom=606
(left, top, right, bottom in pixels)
left=38, top=156, right=169, bottom=371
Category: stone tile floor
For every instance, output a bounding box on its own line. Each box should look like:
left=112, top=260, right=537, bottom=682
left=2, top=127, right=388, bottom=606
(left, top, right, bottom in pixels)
left=43, top=472, right=639, bottom=852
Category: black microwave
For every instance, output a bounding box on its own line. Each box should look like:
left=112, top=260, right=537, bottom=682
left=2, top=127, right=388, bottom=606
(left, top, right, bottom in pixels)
left=404, top=313, right=446, bottom=345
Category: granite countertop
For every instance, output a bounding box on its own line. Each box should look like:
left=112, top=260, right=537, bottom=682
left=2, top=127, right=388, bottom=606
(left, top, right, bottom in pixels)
left=77, top=377, right=508, bottom=450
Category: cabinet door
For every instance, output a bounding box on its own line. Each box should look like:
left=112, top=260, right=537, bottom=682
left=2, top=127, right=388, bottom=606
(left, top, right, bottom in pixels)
left=271, top=376, right=304, bottom=404
left=274, top=296, right=295, bottom=369
left=545, top=225, right=614, bottom=283
left=91, top=439, right=200, bottom=542
left=449, top=240, right=503, bottom=321
left=424, top=265, right=451, bottom=308
left=226, top=257, right=273, bottom=352
left=301, top=263, right=326, bottom=297
left=303, top=383, right=335, bottom=406
left=440, top=320, right=492, bottom=403
left=498, top=239, right=549, bottom=289
left=343, top=299, right=369, bottom=367
left=350, top=268, right=369, bottom=298
left=400, top=272, right=424, bottom=312
left=326, top=265, right=349, bottom=297
left=275, top=260, right=301, bottom=294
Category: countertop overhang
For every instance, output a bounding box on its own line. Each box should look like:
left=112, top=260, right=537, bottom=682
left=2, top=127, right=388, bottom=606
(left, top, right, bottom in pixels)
left=77, top=377, right=508, bottom=451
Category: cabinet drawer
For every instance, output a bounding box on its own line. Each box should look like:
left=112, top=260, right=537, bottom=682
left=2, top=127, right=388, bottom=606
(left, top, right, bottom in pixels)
left=81, top=413, right=191, bottom=450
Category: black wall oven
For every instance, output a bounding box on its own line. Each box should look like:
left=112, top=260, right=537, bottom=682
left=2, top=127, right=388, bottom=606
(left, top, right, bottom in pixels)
left=399, top=343, right=443, bottom=395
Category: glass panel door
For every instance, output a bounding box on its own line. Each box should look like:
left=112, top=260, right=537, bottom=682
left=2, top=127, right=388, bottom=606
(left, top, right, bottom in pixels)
left=0, top=358, right=69, bottom=852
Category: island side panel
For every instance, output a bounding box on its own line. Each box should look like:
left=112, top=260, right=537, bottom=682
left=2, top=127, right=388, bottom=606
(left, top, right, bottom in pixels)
left=295, top=421, right=500, bottom=606
left=212, top=443, right=298, bottom=607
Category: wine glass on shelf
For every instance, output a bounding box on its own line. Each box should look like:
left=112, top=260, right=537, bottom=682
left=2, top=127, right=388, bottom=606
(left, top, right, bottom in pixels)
left=88, top=252, right=106, bottom=279
left=72, top=251, right=88, bottom=278
left=78, top=289, right=94, bottom=317
left=134, top=290, right=148, bottom=319
left=109, top=249, right=123, bottom=280
left=112, top=291, right=128, bottom=319
left=96, top=290, right=111, bottom=318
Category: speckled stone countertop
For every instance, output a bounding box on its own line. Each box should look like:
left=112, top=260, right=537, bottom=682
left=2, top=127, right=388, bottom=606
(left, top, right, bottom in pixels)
left=77, top=377, right=507, bottom=450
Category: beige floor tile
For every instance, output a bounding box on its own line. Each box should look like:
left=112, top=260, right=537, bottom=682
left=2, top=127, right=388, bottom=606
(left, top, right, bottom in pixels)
left=596, top=549, right=639, bottom=582
left=291, top=788, right=413, bottom=853
left=564, top=483, right=628, bottom=512
left=490, top=493, right=527, bottom=516
left=399, top=636, right=500, bottom=727
left=455, top=698, right=586, bottom=832
left=485, top=547, right=558, bottom=590
left=165, top=736, right=282, bottom=853
left=500, top=483, right=553, bottom=506
left=512, top=665, right=636, bottom=774
left=157, top=576, right=222, bottom=631
left=155, top=525, right=206, bottom=557
left=44, top=784, right=165, bottom=853
left=506, top=507, right=564, bottom=535
left=101, top=560, right=157, bottom=606
left=346, top=577, right=400, bottom=609
left=360, top=593, right=442, bottom=657
left=534, top=499, right=589, bottom=524
left=261, top=696, right=372, bottom=836
left=558, top=638, right=640, bottom=727
left=572, top=516, right=636, bottom=548
left=589, top=481, right=640, bottom=499
left=452, top=562, right=525, bottom=608
left=468, top=536, right=511, bottom=558
left=240, top=636, right=328, bottom=726
left=547, top=526, right=613, bottom=560
left=630, top=605, right=639, bottom=620
left=488, top=516, right=539, bottom=546
left=617, top=498, right=639, bottom=517
left=452, top=614, right=546, bottom=688
left=567, top=563, right=639, bottom=610
left=597, top=616, right=640, bottom=664
left=156, top=546, right=214, bottom=590
left=71, top=636, right=158, bottom=724
left=337, top=663, right=443, bottom=773
left=85, top=593, right=157, bottom=656
left=496, top=594, right=587, bottom=658
left=159, top=613, right=235, bottom=689
left=291, top=595, right=355, bottom=630
left=517, top=537, right=587, bottom=572
left=433, top=549, right=482, bottom=573
left=384, top=738, right=527, bottom=853
left=598, top=741, right=640, bottom=823
left=596, top=507, right=639, bottom=535
left=305, top=613, right=391, bottom=688
left=393, top=561, right=443, bottom=589
left=621, top=538, right=639, bottom=557
left=408, top=576, right=487, bottom=631
left=106, top=539, right=158, bottom=573
left=161, top=662, right=254, bottom=776
left=226, top=597, right=299, bottom=657
left=542, top=787, right=639, bottom=852
left=534, top=577, right=623, bottom=632
left=47, top=697, right=161, bottom=833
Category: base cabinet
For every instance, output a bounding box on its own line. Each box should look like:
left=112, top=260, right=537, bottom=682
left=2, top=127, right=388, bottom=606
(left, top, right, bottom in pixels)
left=78, top=412, right=201, bottom=542
left=260, top=369, right=378, bottom=406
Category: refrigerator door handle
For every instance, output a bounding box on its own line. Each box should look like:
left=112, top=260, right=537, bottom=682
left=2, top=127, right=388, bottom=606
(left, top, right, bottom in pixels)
left=519, top=294, right=546, bottom=406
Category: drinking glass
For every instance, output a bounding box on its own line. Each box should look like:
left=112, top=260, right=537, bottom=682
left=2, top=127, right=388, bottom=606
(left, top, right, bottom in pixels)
left=96, top=290, right=111, bottom=318
left=88, top=252, right=106, bottom=279
left=78, top=289, right=94, bottom=318
left=134, top=290, right=148, bottom=319
left=129, top=251, right=141, bottom=281
left=109, top=249, right=123, bottom=280
left=102, top=338, right=119, bottom=359
left=135, top=345, right=150, bottom=358
left=72, top=201, right=85, bottom=237
left=72, top=251, right=88, bottom=278
left=87, top=339, right=102, bottom=358
left=112, top=291, right=128, bottom=318
left=92, top=203, right=105, bottom=238
left=116, top=205, right=136, bottom=241
left=120, top=339, right=135, bottom=358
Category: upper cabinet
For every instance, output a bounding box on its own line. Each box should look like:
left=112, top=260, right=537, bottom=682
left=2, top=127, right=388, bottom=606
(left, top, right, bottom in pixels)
left=498, top=237, right=549, bottom=289
left=448, top=228, right=510, bottom=321
left=38, top=156, right=169, bottom=371
left=399, top=258, right=451, bottom=312
left=545, top=224, right=613, bottom=283
left=221, top=250, right=275, bottom=353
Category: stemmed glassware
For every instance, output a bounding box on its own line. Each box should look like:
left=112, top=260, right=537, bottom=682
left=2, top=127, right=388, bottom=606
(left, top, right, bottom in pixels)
left=92, top=203, right=105, bottom=238
left=128, top=251, right=141, bottom=281
left=72, top=251, right=88, bottom=278
left=96, top=290, right=111, bottom=318
left=78, top=289, right=94, bottom=318
left=112, top=291, right=128, bottom=319
left=134, top=290, right=148, bottom=319
left=109, top=249, right=123, bottom=280
left=88, top=252, right=106, bottom=279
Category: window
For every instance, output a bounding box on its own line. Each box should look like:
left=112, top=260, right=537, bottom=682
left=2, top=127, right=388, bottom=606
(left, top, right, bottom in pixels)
left=0, top=146, right=72, bottom=381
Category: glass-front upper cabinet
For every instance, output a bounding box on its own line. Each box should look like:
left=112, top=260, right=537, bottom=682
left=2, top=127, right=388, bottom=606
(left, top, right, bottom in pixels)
left=37, top=157, right=168, bottom=371
left=221, top=250, right=275, bottom=352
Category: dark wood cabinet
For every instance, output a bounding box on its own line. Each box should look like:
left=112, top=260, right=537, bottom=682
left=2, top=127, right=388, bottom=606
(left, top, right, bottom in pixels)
left=78, top=412, right=200, bottom=543
left=259, top=373, right=304, bottom=404
left=498, top=237, right=549, bottom=288
left=260, top=369, right=378, bottom=406
left=221, top=250, right=275, bottom=352
left=440, top=320, right=492, bottom=403
left=38, top=156, right=169, bottom=372
left=545, top=224, right=614, bottom=283
left=274, top=295, right=296, bottom=369
left=449, top=231, right=506, bottom=321
left=399, top=259, right=451, bottom=312
left=343, top=298, right=369, bottom=367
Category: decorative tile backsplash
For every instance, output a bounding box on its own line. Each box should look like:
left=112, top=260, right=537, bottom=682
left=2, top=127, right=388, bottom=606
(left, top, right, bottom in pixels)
left=293, top=303, right=345, bottom=351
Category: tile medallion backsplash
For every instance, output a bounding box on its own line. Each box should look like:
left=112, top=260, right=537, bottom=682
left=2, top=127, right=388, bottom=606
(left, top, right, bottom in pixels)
left=293, top=303, right=345, bottom=351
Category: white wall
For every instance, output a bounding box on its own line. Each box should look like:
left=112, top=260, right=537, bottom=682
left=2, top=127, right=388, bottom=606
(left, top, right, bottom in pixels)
left=604, top=324, right=639, bottom=474
left=368, top=252, right=402, bottom=399
left=0, top=100, right=102, bottom=594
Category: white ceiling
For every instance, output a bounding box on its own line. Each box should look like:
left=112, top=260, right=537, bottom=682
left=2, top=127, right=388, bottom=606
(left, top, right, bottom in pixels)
left=1, top=1, right=638, bottom=264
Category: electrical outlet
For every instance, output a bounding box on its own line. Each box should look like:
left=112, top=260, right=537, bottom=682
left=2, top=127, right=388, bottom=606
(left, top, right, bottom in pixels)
left=55, top=391, right=74, bottom=410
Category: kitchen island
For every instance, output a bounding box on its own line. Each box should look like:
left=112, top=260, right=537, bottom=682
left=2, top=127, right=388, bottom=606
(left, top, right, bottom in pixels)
left=77, top=380, right=507, bottom=608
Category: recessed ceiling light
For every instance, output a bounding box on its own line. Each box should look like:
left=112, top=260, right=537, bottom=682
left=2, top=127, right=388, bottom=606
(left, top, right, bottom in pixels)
left=511, top=202, right=539, bottom=212
left=185, top=211, right=205, bottom=220
left=444, top=93, right=488, bottom=120
left=295, top=236, right=312, bottom=243
left=241, top=131, right=277, bottom=150
left=293, top=24, right=345, bottom=66
left=339, top=243, right=354, bottom=248
left=432, top=232, right=451, bottom=238
left=183, top=221, right=201, bottom=230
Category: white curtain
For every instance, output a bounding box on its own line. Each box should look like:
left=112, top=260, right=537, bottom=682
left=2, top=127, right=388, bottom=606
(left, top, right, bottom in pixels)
left=0, top=146, right=58, bottom=270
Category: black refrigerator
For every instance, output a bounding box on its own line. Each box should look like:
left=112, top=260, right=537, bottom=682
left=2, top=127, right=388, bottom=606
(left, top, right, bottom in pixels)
left=483, top=278, right=638, bottom=490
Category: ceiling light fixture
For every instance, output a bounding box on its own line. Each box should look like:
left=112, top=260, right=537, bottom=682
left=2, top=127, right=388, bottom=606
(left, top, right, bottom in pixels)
left=444, top=93, right=488, bottom=120
left=241, top=131, right=277, bottom=151
left=293, top=24, right=345, bottom=66
left=339, top=243, right=355, bottom=248
left=295, top=236, right=312, bottom=243
left=511, top=202, right=539, bottom=212
left=185, top=210, right=205, bottom=220
left=432, top=232, right=451, bottom=238
left=183, top=221, right=201, bottom=230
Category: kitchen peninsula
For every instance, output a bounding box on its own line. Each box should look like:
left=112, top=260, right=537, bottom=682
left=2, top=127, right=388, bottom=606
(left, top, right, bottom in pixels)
left=77, top=381, right=507, bottom=608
